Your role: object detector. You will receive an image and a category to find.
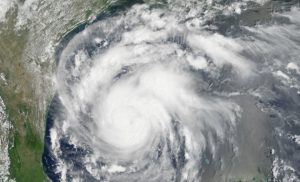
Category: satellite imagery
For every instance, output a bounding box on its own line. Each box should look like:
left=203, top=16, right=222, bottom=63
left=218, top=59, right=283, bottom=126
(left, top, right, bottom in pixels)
left=0, top=0, right=300, bottom=181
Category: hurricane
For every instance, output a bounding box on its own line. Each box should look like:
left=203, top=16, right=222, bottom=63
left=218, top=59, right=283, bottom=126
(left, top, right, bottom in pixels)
left=42, top=1, right=300, bottom=181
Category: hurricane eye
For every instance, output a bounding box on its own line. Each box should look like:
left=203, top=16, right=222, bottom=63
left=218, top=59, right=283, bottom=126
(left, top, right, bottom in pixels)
left=41, top=1, right=300, bottom=182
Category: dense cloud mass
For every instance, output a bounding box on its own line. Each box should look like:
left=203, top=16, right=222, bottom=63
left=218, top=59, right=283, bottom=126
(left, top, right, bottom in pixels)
left=43, top=1, right=300, bottom=182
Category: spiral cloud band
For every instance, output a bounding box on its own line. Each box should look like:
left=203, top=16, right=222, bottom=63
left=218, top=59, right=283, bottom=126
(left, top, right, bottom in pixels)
left=42, top=4, right=273, bottom=181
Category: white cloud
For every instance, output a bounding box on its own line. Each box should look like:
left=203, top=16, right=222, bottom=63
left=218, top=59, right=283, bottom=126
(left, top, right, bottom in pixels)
left=0, top=0, right=13, bottom=23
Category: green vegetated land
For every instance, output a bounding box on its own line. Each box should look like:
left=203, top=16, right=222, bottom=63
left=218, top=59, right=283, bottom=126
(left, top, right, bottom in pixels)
left=0, top=1, right=108, bottom=181
left=0, top=8, right=46, bottom=182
